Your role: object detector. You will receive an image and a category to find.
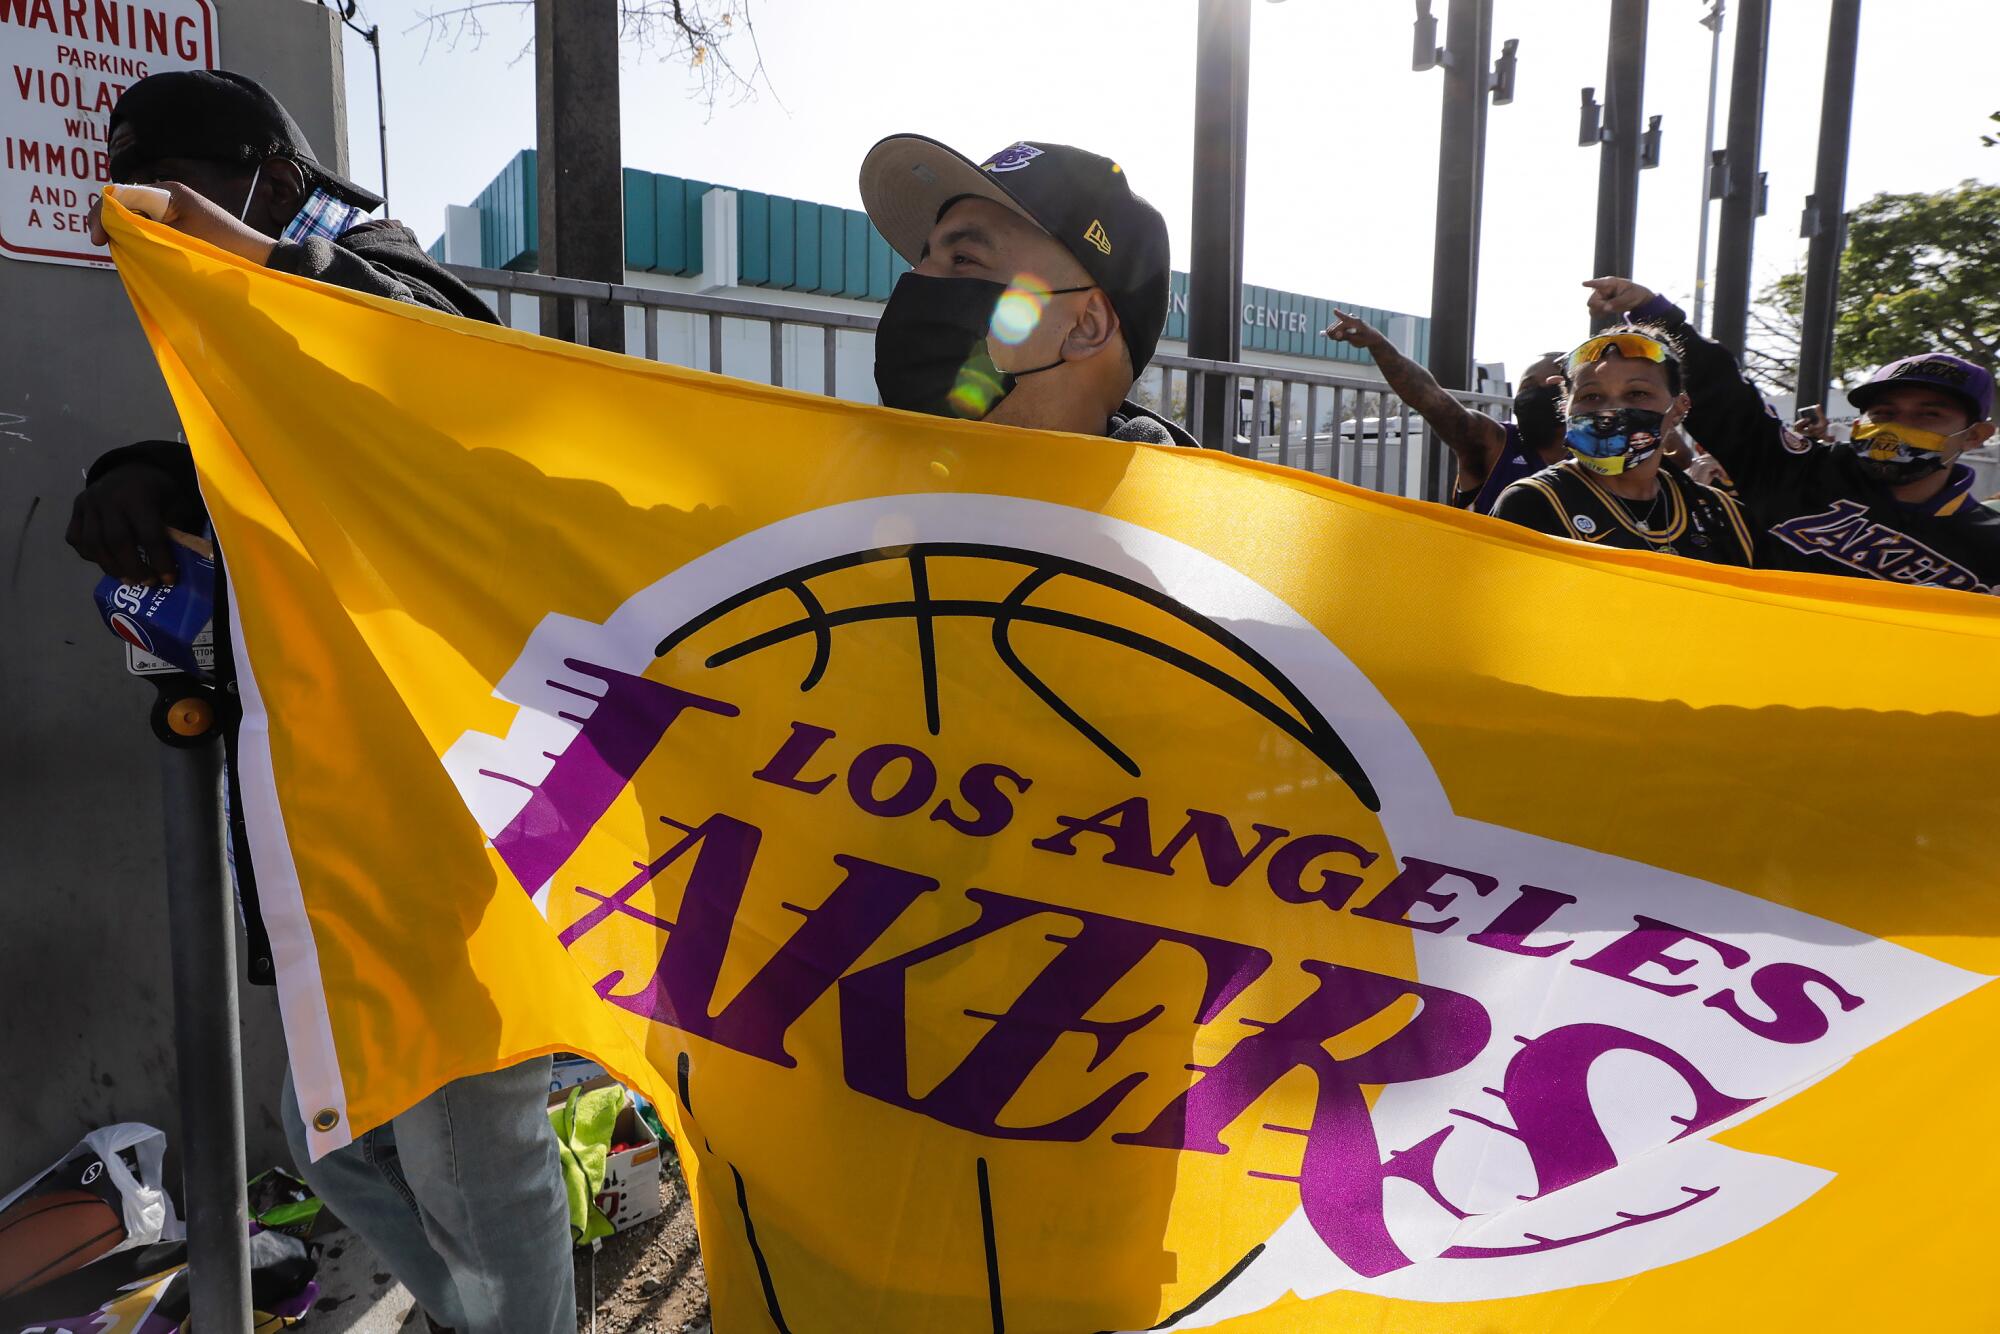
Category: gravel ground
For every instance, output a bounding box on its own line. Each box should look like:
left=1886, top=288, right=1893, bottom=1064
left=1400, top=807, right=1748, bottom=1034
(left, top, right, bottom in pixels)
left=573, top=1145, right=709, bottom=1334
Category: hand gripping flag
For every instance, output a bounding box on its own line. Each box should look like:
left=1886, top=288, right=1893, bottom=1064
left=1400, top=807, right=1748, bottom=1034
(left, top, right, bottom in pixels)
left=103, top=195, right=2000, bottom=1333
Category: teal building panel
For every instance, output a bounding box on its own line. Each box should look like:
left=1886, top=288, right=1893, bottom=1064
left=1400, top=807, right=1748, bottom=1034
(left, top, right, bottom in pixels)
left=767, top=196, right=795, bottom=289
left=816, top=207, right=845, bottom=295
left=653, top=175, right=687, bottom=275
left=793, top=201, right=821, bottom=291
left=867, top=228, right=893, bottom=300
left=476, top=148, right=535, bottom=270
left=623, top=168, right=656, bottom=272
left=842, top=212, right=870, bottom=299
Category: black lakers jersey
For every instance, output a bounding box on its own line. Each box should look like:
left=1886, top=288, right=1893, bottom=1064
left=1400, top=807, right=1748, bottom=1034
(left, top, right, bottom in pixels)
left=1491, top=460, right=1757, bottom=566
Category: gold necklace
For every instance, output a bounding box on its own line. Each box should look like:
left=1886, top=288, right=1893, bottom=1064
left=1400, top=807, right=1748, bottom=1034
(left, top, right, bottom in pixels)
left=1574, top=465, right=1689, bottom=547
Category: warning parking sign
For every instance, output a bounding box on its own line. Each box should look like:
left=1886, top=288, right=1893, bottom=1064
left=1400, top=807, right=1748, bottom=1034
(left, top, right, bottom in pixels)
left=1, top=0, right=216, bottom=268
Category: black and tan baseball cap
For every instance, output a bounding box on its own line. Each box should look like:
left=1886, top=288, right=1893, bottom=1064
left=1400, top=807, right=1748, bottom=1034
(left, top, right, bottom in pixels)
left=109, top=69, right=383, bottom=211
left=859, top=135, right=1171, bottom=375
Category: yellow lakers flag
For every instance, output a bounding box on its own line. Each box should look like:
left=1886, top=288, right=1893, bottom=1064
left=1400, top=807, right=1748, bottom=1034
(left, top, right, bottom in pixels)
left=104, top=195, right=2000, bottom=1333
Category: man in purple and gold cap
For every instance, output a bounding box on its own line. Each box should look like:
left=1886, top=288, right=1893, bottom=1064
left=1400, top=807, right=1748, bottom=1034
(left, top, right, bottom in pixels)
left=1584, top=276, right=2000, bottom=593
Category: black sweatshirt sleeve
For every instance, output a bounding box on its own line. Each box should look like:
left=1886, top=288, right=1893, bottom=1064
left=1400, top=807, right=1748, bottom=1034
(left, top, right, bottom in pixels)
left=1633, top=294, right=1807, bottom=501
left=267, top=236, right=427, bottom=307
left=266, top=227, right=501, bottom=323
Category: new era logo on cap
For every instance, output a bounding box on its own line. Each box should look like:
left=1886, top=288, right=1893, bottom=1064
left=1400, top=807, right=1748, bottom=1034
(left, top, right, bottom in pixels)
left=1084, top=219, right=1112, bottom=255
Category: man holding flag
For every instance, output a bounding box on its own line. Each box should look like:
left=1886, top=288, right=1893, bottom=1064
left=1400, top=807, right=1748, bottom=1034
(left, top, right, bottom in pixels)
left=65, top=71, right=574, bottom=1334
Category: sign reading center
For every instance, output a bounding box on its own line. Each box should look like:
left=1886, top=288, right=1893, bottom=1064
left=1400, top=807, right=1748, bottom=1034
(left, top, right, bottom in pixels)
left=1, top=0, right=217, bottom=268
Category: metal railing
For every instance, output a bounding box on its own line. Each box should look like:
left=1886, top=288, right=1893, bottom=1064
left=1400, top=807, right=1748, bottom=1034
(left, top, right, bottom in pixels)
left=445, top=264, right=1515, bottom=504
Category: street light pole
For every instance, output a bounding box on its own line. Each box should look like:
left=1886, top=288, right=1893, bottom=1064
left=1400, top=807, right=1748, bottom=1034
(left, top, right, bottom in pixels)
left=1187, top=0, right=1252, bottom=451
left=1692, top=0, right=1724, bottom=333
left=1591, top=0, right=1649, bottom=323
left=1711, top=0, right=1770, bottom=355
left=1796, top=0, right=1863, bottom=413
left=1424, top=0, right=1495, bottom=395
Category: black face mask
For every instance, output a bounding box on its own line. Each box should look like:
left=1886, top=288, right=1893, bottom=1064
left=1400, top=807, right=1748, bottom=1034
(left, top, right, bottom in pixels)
left=873, top=273, right=1086, bottom=420
left=1512, top=383, right=1564, bottom=450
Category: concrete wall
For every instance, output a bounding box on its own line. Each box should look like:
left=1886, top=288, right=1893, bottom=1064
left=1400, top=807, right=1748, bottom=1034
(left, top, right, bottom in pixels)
left=1, top=0, right=348, bottom=1190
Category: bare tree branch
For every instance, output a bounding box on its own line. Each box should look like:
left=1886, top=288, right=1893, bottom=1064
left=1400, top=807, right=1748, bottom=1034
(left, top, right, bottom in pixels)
left=407, top=0, right=776, bottom=112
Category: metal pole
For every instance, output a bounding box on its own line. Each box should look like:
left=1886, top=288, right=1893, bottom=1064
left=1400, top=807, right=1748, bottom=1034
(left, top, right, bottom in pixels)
left=1591, top=0, right=1648, bottom=320
left=162, top=734, right=252, bottom=1332
left=1796, top=0, right=1862, bottom=412
left=535, top=0, right=625, bottom=351
left=1427, top=0, right=1492, bottom=393
left=1691, top=0, right=1724, bottom=333
left=1188, top=0, right=1251, bottom=451
left=369, top=26, right=389, bottom=210
left=1711, top=0, right=1770, bottom=354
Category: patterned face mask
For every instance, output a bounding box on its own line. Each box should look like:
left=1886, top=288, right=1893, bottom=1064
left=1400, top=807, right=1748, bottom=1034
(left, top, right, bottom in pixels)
left=1564, top=407, right=1667, bottom=477
left=239, top=159, right=368, bottom=245
left=1844, top=420, right=1957, bottom=486
left=278, top=187, right=367, bottom=245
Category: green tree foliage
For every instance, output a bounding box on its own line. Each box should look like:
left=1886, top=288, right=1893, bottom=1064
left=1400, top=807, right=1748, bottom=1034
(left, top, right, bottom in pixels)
left=1752, top=180, right=2000, bottom=396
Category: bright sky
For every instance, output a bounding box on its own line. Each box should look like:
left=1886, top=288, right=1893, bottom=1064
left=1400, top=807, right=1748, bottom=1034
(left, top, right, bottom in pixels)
left=335, top=0, right=1999, bottom=378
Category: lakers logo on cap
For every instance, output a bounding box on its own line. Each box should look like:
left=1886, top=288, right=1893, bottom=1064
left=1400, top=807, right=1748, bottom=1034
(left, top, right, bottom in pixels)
left=1084, top=219, right=1112, bottom=255
left=983, top=143, right=1044, bottom=173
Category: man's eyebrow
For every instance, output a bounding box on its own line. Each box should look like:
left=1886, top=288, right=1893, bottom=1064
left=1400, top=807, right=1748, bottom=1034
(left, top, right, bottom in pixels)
left=920, top=222, right=997, bottom=261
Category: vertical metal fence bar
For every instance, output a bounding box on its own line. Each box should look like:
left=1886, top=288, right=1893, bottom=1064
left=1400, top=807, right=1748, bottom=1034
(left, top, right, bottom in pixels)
left=1303, top=384, right=1318, bottom=474
left=1277, top=380, right=1294, bottom=469
left=570, top=295, right=590, bottom=347
left=1371, top=404, right=1387, bottom=492
left=707, top=313, right=724, bottom=375
left=494, top=286, right=513, bottom=329
left=163, top=739, right=252, bottom=1333
left=1248, top=376, right=1264, bottom=460
left=1397, top=400, right=1414, bottom=496
left=822, top=325, right=839, bottom=396
left=1190, top=372, right=1206, bottom=441
left=1331, top=388, right=1347, bottom=480
left=643, top=305, right=658, bottom=362
left=768, top=320, right=785, bottom=389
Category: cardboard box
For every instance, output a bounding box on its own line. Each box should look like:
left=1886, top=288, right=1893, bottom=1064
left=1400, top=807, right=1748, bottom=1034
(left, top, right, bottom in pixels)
left=549, top=1054, right=608, bottom=1095
left=549, top=1076, right=663, bottom=1236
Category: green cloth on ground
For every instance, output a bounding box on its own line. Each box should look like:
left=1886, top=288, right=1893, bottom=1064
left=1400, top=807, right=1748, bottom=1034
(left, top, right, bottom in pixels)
left=548, top=1083, right=624, bottom=1245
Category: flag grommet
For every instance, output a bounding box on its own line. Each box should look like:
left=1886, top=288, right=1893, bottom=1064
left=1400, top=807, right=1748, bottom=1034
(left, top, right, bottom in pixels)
left=311, top=1108, right=340, bottom=1133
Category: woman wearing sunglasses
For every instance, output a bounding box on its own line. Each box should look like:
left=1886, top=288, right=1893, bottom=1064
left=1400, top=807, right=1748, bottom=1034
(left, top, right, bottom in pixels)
left=1490, top=329, right=1757, bottom=565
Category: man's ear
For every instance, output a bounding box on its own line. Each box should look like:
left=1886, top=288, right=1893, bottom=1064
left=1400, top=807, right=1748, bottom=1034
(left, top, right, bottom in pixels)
left=1060, top=289, right=1122, bottom=363
left=254, top=158, right=310, bottom=233
left=1958, top=420, right=1996, bottom=452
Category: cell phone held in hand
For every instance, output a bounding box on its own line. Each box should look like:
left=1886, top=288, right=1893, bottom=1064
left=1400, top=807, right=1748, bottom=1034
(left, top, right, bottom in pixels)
left=93, top=529, right=216, bottom=679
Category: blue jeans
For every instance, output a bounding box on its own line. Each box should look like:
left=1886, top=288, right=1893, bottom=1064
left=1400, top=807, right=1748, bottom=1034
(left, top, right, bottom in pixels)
left=280, top=1056, right=576, bottom=1333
